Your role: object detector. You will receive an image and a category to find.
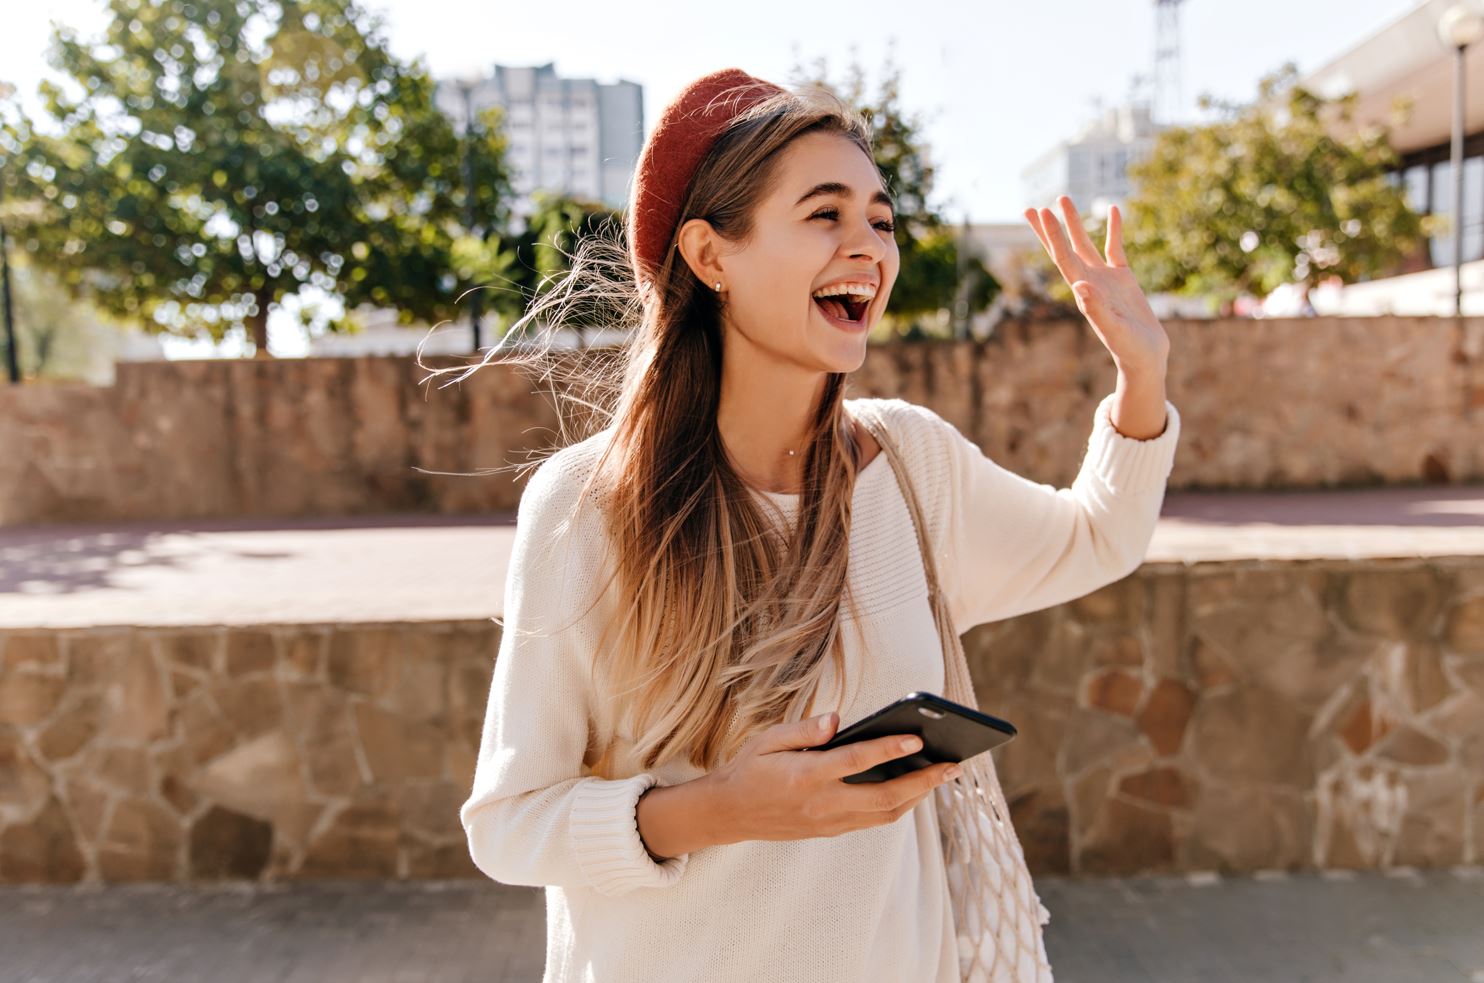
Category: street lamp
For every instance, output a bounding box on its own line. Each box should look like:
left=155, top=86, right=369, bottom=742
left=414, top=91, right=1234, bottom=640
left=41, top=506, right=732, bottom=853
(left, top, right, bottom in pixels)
left=0, top=80, right=18, bottom=384
left=454, top=75, right=485, bottom=353
left=1438, top=3, right=1484, bottom=316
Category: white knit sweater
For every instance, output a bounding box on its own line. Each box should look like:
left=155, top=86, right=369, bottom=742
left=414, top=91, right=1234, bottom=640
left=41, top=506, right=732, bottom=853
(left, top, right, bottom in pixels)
left=461, top=392, right=1182, bottom=983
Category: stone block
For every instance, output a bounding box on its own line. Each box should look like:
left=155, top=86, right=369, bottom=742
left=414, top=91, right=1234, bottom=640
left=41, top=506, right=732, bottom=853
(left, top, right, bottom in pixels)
left=300, top=797, right=400, bottom=878
left=1078, top=797, right=1174, bottom=875
left=1060, top=709, right=1141, bottom=777
left=172, top=694, right=235, bottom=767
left=1427, top=690, right=1484, bottom=770
left=1337, top=567, right=1445, bottom=640
left=1081, top=668, right=1142, bottom=717
left=36, top=692, right=101, bottom=763
left=209, top=678, right=282, bottom=740
left=0, top=636, right=66, bottom=727
left=1067, top=577, right=1145, bottom=630
left=1118, top=766, right=1191, bottom=809
left=1445, top=596, right=1484, bottom=655
left=327, top=628, right=398, bottom=697
left=159, top=631, right=220, bottom=674
left=91, top=745, right=151, bottom=795
left=1085, top=633, right=1143, bottom=670
left=1393, top=769, right=1468, bottom=867
left=1377, top=641, right=1453, bottom=716
left=1005, top=786, right=1071, bottom=876
left=1136, top=678, right=1195, bottom=757
left=197, top=731, right=305, bottom=824
left=354, top=703, right=442, bottom=786
left=0, top=796, right=84, bottom=882
left=0, top=727, right=50, bottom=819
left=404, top=839, right=480, bottom=879
left=1376, top=725, right=1450, bottom=767
left=1451, top=656, right=1484, bottom=698
left=1190, top=686, right=1314, bottom=787
left=100, top=642, right=169, bottom=743
left=188, top=805, right=272, bottom=879
left=280, top=632, right=326, bottom=680
left=1187, top=784, right=1310, bottom=872
left=98, top=797, right=180, bottom=881
left=224, top=631, right=276, bottom=677
left=306, top=736, right=367, bottom=798
left=1185, top=636, right=1238, bottom=689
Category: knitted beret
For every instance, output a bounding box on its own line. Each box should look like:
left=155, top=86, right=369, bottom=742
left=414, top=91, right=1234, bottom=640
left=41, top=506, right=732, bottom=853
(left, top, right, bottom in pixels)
left=627, top=67, right=786, bottom=292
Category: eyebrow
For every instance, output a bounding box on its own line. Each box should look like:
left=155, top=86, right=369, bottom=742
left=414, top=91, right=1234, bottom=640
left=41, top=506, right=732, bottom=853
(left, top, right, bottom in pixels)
left=794, top=181, right=895, bottom=213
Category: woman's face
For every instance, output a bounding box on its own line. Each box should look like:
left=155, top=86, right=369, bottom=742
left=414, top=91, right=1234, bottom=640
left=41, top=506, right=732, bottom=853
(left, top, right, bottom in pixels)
left=682, top=130, right=900, bottom=374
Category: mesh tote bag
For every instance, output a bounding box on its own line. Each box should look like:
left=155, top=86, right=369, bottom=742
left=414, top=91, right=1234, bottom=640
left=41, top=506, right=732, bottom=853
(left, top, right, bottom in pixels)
left=851, top=402, right=1054, bottom=983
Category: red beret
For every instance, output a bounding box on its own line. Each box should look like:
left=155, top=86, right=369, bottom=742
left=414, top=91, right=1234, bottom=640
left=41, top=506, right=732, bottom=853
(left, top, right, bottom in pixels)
left=627, top=67, right=786, bottom=293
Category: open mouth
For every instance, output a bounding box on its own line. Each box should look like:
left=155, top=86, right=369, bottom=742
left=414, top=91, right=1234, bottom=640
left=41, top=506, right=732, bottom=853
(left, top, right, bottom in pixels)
left=813, top=294, right=870, bottom=324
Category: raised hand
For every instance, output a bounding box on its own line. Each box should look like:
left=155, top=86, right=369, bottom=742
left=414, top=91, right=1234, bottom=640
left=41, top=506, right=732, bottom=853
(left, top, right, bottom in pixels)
left=1024, top=196, right=1170, bottom=381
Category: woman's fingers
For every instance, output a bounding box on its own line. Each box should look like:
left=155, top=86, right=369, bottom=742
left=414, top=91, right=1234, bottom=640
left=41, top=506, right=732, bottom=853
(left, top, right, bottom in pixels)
left=1057, top=195, right=1105, bottom=266
left=1106, top=204, right=1129, bottom=267
left=1023, top=207, right=1049, bottom=256
left=1037, top=206, right=1089, bottom=282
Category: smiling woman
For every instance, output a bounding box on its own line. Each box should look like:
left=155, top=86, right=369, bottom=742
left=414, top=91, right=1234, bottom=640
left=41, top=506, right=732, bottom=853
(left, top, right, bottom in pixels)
left=410, top=66, right=1176, bottom=983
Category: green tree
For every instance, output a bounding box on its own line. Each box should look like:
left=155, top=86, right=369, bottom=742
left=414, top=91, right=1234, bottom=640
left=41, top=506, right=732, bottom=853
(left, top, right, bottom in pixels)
left=450, top=189, right=626, bottom=348
left=3, top=0, right=514, bottom=357
left=1119, top=62, right=1429, bottom=312
left=789, top=51, right=999, bottom=338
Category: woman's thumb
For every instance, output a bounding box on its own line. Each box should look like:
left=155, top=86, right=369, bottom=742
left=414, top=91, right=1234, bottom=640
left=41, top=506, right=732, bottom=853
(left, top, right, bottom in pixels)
left=759, top=711, right=836, bottom=753
left=795, top=712, right=831, bottom=751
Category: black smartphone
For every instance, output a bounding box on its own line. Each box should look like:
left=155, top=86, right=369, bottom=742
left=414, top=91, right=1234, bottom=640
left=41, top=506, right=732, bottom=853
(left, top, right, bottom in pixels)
left=806, top=691, right=1017, bottom=784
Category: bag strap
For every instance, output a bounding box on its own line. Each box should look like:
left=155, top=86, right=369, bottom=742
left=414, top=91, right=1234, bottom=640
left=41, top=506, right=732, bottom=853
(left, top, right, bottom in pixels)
left=851, top=402, right=947, bottom=613
left=850, top=400, right=1002, bottom=818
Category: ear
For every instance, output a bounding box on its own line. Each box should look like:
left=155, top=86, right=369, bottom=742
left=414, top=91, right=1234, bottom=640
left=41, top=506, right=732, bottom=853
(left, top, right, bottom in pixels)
left=675, top=217, right=727, bottom=291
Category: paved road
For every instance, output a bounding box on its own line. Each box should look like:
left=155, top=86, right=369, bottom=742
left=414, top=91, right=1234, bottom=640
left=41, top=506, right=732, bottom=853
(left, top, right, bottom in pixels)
left=3, top=867, right=1482, bottom=982
left=3, top=484, right=1483, bottom=629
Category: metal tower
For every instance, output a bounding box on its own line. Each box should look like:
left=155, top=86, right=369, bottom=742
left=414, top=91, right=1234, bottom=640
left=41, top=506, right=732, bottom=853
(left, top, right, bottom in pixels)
left=1153, top=0, right=1187, bottom=125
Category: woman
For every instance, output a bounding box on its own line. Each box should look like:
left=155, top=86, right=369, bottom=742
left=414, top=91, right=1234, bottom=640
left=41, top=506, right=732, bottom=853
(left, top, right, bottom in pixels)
left=448, top=68, right=1180, bottom=983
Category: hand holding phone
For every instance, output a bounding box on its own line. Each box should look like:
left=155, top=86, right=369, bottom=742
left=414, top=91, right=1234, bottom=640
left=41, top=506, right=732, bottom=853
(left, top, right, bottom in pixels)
left=807, top=691, right=1016, bottom=783
left=704, top=707, right=964, bottom=845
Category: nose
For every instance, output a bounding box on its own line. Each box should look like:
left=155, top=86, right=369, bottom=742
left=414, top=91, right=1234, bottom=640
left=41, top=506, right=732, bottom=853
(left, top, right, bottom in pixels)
left=842, top=214, right=887, bottom=263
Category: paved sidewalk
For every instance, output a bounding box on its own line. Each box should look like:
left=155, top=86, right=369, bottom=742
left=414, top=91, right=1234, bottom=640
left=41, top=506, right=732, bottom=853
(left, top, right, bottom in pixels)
left=2, top=484, right=1482, bottom=629
left=2, top=868, right=1482, bottom=982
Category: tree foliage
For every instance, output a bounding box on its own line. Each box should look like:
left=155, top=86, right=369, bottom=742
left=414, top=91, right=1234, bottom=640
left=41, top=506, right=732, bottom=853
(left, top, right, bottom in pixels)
left=1119, top=62, right=1429, bottom=308
left=1, top=0, right=514, bottom=355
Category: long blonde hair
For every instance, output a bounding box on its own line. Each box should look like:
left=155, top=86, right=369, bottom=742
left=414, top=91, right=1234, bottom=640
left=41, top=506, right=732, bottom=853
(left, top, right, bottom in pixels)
left=419, top=80, right=884, bottom=775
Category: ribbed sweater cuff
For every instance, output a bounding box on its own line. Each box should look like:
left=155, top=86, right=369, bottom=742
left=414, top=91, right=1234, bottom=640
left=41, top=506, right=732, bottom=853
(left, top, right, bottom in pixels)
left=569, top=772, right=689, bottom=895
left=1085, top=392, right=1181, bottom=495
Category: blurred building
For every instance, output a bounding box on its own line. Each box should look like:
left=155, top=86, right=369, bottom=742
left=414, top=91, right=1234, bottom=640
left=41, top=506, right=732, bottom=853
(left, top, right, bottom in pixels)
left=1268, top=0, right=1484, bottom=316
left=1020, top=102, right=1167, bottom=219
left=434, top=62, right=644, bottom=228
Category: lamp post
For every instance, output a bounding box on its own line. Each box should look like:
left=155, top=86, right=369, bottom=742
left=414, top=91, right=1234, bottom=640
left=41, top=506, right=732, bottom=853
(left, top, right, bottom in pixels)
left=0, top=80, right=18, bottom=384
left=1439, top=3, right=1484, bottom=316
left=455, top=76, right=484, bottom=353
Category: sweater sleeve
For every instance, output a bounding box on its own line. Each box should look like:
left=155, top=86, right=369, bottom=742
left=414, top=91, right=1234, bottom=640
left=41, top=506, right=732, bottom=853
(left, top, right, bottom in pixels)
left=905, top=391, right=1181, bottom=633
left=460, top=448, right=690, bottom=895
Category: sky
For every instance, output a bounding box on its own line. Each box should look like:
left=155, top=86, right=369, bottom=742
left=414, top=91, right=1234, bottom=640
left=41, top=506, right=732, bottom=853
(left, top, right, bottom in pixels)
left=2, top=0, right=1422, bottom=356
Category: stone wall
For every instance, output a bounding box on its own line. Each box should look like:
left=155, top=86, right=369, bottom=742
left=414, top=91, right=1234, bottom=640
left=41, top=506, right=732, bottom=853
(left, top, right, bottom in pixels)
left=3, top=316, right=1483, bottom=528
left=2, top=555, right=1480, bottom=884
left=0, top=622, right=493, bottom=881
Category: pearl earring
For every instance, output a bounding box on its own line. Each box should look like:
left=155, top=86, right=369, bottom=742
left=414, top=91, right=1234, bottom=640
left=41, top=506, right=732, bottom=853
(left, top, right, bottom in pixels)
left=713, top=282, right=722, bottom=291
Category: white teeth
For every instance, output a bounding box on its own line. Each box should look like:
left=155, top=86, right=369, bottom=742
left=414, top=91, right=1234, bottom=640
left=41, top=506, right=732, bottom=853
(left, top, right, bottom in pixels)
left=811, top=282, right=877, bottom=300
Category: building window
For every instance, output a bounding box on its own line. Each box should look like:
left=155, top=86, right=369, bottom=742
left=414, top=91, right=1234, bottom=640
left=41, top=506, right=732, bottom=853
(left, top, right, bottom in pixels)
left=1429, top=156, right=1484, bottom=266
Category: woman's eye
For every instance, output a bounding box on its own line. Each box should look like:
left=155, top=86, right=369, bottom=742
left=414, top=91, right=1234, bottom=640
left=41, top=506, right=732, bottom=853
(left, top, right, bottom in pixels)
left=811, top=208, right=895, bottom=233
